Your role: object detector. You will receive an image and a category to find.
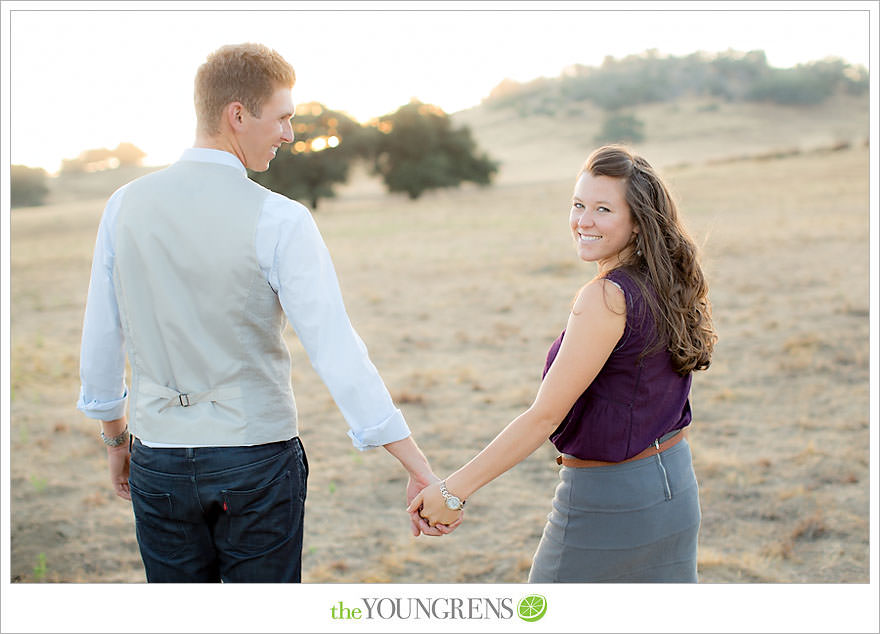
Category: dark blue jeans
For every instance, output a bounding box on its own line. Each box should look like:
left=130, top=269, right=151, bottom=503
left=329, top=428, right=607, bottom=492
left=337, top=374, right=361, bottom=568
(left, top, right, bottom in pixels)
left=128, top=436, right=308, bottom=582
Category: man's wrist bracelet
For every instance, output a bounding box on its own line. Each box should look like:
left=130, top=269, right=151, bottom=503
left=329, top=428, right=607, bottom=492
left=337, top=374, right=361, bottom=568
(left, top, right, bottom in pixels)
left=101, top=425, right=129, bottom=448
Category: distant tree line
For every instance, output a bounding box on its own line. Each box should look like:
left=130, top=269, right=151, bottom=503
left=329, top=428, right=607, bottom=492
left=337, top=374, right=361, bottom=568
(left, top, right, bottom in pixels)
left=486, top=49, right=869, bottom=114
left=250, top=99, right=497, bottom=209
left=11, top=141, right=148, bottom=208
left=12, top=100, right=496, bottom=211
left=60, top=142, right=147, bottom=173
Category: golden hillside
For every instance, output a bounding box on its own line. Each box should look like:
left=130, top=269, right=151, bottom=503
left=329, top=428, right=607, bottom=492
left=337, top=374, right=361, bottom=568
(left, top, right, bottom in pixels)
left=37, top=93, right=869, bottom=205
left=451, top=94, right=869, bottom=184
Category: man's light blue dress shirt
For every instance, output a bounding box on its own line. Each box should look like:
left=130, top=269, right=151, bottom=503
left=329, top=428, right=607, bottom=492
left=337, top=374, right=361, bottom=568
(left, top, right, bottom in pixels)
left=77, top=148, right=410, bottom=449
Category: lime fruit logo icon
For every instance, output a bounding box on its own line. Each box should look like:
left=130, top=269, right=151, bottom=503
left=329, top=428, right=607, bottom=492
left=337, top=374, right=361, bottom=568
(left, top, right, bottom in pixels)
left=517, top=594, right=547, bottom=622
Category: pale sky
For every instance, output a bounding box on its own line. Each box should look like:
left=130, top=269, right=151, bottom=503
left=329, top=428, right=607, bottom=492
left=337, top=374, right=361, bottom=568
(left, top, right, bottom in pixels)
left=5, top=2, right=874, bottom=173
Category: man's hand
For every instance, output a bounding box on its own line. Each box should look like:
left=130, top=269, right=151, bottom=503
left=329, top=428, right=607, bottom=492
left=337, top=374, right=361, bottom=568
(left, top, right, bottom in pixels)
left=107, top=444, right=131, bottom=500
left=101, top=417, right=130, bottom=500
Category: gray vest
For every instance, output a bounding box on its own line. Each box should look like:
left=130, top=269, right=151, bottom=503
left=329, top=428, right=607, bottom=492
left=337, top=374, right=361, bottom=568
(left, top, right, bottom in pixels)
left=114, top=160, right=298, bottom=445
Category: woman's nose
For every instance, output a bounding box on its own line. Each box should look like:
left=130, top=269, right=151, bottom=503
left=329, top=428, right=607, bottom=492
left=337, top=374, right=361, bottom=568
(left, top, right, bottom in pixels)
left=575, top=210, right=592, bottom=227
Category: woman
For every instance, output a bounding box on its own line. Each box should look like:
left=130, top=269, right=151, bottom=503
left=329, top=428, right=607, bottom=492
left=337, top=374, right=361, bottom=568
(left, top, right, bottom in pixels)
left=409, top=145, right=717, bottom=582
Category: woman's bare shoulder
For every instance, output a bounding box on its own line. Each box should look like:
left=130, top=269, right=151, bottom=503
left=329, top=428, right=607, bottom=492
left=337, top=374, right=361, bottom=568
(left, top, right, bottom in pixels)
left=573, top=276, right=626, bottom=317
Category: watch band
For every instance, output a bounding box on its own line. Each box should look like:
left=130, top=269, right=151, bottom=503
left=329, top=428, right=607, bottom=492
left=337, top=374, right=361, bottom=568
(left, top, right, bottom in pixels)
left=101, top=426, right=130, bottom=448
left=439, top=480, right=466, bottom=508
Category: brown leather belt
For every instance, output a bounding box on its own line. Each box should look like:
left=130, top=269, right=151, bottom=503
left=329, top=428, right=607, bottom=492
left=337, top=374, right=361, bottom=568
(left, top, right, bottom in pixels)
left=556, top=429, right=686, bottom=468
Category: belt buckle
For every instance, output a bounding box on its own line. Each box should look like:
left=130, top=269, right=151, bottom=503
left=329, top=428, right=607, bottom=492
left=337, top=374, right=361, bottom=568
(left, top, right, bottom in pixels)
left=179, top=393, right=191, bottom=407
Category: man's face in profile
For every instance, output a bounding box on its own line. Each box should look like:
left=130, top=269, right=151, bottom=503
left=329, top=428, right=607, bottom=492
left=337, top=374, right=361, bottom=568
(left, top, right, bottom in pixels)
left=239, top=86, right=295, bottom=172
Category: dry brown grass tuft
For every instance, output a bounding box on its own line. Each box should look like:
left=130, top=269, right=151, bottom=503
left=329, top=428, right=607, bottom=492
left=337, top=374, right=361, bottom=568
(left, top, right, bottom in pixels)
left=791, top=512, right=829, bottom=542
left=392, top=390, right=427, bottom=405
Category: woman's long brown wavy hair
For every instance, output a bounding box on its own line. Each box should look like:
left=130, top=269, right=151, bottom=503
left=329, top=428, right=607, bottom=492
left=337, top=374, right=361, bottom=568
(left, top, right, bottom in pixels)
left=582, top=145, right=717, bottom=375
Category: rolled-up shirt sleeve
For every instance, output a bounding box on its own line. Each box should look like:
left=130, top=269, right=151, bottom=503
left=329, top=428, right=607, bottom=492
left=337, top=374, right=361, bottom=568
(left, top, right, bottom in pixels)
left=77, top=187, right=128, bottom=421
left=258, top=193, right=411, bottom=450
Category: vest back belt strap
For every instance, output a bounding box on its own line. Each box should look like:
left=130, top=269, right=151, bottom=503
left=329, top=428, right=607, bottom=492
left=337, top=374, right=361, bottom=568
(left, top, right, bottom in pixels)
left=138, top=381, right=243, bottom=413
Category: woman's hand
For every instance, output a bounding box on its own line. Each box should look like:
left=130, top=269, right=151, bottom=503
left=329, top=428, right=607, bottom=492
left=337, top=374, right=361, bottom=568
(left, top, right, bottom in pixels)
left=407, top=481, right=463, bottom=528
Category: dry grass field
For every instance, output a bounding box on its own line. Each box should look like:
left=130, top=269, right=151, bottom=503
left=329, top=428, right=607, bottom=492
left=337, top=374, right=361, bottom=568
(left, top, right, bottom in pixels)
left=8, top=96, right=871, bottom=584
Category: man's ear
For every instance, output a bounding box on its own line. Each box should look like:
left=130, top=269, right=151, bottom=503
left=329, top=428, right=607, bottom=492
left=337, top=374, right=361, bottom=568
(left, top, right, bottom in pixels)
left=225, top=102, right=246, bottom=132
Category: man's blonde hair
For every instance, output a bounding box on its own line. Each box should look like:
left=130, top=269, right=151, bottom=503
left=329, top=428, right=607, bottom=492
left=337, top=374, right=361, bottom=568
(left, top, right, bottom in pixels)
left=194, top=43, right=295, bottom=135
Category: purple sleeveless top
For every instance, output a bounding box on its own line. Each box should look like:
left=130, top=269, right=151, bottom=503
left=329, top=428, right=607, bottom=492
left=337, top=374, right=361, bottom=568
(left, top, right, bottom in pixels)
left=543, top=267, right=692, bottom=462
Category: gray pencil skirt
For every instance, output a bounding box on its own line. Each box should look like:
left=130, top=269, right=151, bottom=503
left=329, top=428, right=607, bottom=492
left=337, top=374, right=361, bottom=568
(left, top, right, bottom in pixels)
left=528, top=437, right=701, bottom=583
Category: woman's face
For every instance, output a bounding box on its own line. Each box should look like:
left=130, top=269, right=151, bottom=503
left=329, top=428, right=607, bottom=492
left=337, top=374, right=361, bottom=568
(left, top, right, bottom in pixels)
left=569, top=171, right=638, bottom=272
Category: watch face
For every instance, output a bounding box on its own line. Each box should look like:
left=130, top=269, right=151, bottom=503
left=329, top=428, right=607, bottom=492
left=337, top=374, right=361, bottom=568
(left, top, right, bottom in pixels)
left=445, top=496, right=461, bottom=510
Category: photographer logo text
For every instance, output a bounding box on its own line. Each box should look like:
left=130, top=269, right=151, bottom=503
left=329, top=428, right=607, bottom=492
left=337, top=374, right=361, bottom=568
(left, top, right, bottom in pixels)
left=330, top=595, right=546, bottom=622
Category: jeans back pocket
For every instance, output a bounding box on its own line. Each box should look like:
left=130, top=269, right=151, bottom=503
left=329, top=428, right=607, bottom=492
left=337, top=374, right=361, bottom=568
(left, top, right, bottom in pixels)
left=129, top=481, right=189, bottom=557
left=221, top=470, right=298, bottom=556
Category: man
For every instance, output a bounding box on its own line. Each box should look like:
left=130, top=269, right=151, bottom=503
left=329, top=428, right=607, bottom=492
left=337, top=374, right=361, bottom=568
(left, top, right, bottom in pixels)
left=77, top=43, right=455, bottom=583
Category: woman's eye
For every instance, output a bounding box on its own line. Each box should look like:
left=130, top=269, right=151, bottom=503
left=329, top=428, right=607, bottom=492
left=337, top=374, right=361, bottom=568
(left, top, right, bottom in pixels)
left=572, top=202, right=584, bottom=209
left=597, top=206, right=610, bottom=213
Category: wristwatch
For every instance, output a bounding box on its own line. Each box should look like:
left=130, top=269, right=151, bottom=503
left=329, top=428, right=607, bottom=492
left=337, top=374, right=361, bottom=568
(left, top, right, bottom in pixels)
left=439, top=480, right=466, bottom=511
left=101, top=425, right=129, bottom=448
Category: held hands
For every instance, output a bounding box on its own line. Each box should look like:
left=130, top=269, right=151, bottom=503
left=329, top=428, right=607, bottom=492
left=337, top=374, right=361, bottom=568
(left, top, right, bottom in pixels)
left=379, top=437, right=463, bottom=537
left=406, top=475, right=462, bottom=537
left=407, top=481, right=463, bottom=533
